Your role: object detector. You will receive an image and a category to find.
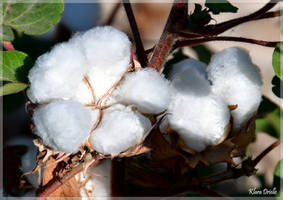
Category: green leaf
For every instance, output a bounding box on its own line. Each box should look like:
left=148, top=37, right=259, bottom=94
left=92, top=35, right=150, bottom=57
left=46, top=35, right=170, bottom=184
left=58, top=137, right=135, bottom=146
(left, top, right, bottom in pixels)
left=0, top=82, right=28, bottom=96
left=1, top=0, right=64, bottom=41
left=190, top=45, right=212, bottom=65
left=0, top=25, right=14, bottom=41
left=272, top=43, right=283, bottom=81
left=274, top=159, right=283, bottom=198
left=271, top=76, right=283, bottom=99
left=205, top=0, right=238, bottom=14
left=256, top=97, right=281, bottom=138
left=189, top=4, right=212, bottom=26
left=1, top=51, right=33, bottom=83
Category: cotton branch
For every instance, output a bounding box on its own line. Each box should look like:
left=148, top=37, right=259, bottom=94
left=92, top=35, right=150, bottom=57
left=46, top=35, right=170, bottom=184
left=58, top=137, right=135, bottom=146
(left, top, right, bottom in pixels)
left=200, top=140, right=281, bottom=186
left=181, top=0, right=279, bottom=37
left=148, top=0, right=188, bottom=71
left=174, top=36, right=279, bottom=50
left=123, top=0, right=148, bottom=67
left=258, top=10, right=282, bottom=20
left=104, top=3, right=121, bottom=25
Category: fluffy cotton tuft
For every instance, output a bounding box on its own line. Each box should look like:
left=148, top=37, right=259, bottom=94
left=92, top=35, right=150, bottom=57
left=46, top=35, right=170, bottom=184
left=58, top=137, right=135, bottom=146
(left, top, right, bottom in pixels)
left=78, top=159, right=112, bottom=199
left=32, top=100, right=93, bottom=153
left=27, top=42, right=87, bottom=103
left=90, top=105, right=151, bottom=155
left=168, top=65, right=230, bottom=152
left=72, top=26, right=132, bottom=101
left=168, top=58, right=207, bottom=80
left=207, top=47, right=262, bottom=129
left=113, top=68, right=172, bottom=114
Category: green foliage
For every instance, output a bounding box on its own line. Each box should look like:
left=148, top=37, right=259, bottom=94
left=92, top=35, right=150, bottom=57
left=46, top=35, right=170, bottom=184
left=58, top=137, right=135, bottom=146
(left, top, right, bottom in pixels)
left=190, top=45, right=212, bottom=65
left=1, top=0, right=64, bottom=41
left=274, top=159, right=283, bottom=199
left=256, top=97, right=281, bottom=138
left=0, top=82, right=28, bottom=96
left=205, top=0, right=238, bottom=15
left=189, top=4, right=212, bottom=26
left=271, top=76, right=282, bottom=99
left=1, top=51, right=33, bottom=96
left=272, top=43, right=283, bottom=81
left=1, top=25, right=15, bottom=41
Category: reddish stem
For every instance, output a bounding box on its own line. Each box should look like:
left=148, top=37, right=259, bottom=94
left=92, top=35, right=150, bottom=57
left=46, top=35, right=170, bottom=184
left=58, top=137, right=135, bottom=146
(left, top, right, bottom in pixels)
left=181, top=0, right=279, bottom=37
left=174, top=36, right=279, bottom=50
left=252, top=140, right=281, bottom=167
left=148, top=0, right=187, bottom=71
left=3, top=41, right=15, bottom=51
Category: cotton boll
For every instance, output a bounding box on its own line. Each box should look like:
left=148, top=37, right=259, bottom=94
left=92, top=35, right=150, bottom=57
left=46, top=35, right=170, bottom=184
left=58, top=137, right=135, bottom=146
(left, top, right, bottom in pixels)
left=72, top=79, right=94, bottom=105
left=78, top=159, right=112, bottom=199
left=168, top=66, right=230, bottom=152
left=168, top=93, right=230, bottom=152
left=75, top=26, right=131, bottom=100
left=113, top=68, right=172, bottom=114
left=33, top=100, right=93, bottom=153
left=90, top=105, right=152, bottom=155
left=27, top=42, right=87, bottom=103
left=78, top=26, right=131, bottom=69
left=168, top=58, right=207, bottom=80
left=207, top=47, right=262, bottom=129
left=171, top=65, right=211, bottom=96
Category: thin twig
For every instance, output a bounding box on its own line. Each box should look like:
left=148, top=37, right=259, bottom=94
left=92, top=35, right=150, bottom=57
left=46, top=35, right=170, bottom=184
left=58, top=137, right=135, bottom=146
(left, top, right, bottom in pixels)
left=258, top=10, right=282, bottom=20
left=200, top=140, right=281, bottom=186
left=181, top=0, right=279, bottom=37
left=252, top=140, right=281, bottom=167
left=174, top=36, right=279, bottom=50
left=148, top=0, right=187, bottom=71
left=123, top=0, right=148, bottom=67
left=104, top=3, right=121, bottom=25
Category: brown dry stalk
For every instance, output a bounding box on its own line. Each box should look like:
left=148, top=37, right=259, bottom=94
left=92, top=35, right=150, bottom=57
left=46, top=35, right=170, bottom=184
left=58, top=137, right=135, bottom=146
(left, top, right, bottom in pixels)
left=90, top=109, right=103, bottom=135
left=83, top=76, right=96, bottom=104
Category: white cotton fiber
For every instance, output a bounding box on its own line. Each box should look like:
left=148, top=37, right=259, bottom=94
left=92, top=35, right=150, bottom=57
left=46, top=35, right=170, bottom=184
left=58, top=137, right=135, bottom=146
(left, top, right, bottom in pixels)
left=207, top=47, right=262, bottom=129
left=168, top=58, right=207, bottom=80
left=27, top=42, right=87, bottom=103
left=72, top=26, right=132, bottom=100
left=72, top=79, right=95, bottom=105
left=90, top=105, right=152, bottom=155
left=168, top=66, right=230, bottom=152
left=113, top=68, right=172, bottom=114
left=78, top=159, right=112, bottom=199
left=32, top=100, right=93, bottom=153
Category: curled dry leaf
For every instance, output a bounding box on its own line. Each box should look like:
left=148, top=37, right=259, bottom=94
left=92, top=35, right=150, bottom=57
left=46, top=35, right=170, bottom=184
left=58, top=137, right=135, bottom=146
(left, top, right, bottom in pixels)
left=41, top=157, right=81, bottom=197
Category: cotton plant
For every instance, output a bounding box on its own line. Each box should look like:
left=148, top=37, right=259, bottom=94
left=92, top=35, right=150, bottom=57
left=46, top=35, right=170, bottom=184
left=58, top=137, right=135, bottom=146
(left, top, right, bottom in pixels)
left=166, top=47, right=262, bottom=152
left=76, top=159, right=112, bottom=199
left=28, top=26, right=172, bottom=156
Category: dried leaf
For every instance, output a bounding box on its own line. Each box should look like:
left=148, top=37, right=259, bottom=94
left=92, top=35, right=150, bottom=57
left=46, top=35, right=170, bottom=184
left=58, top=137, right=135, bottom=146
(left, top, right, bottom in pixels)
left=231, top=116, right=256, bottom=157
left=43, top=158, right=81, bottom=197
